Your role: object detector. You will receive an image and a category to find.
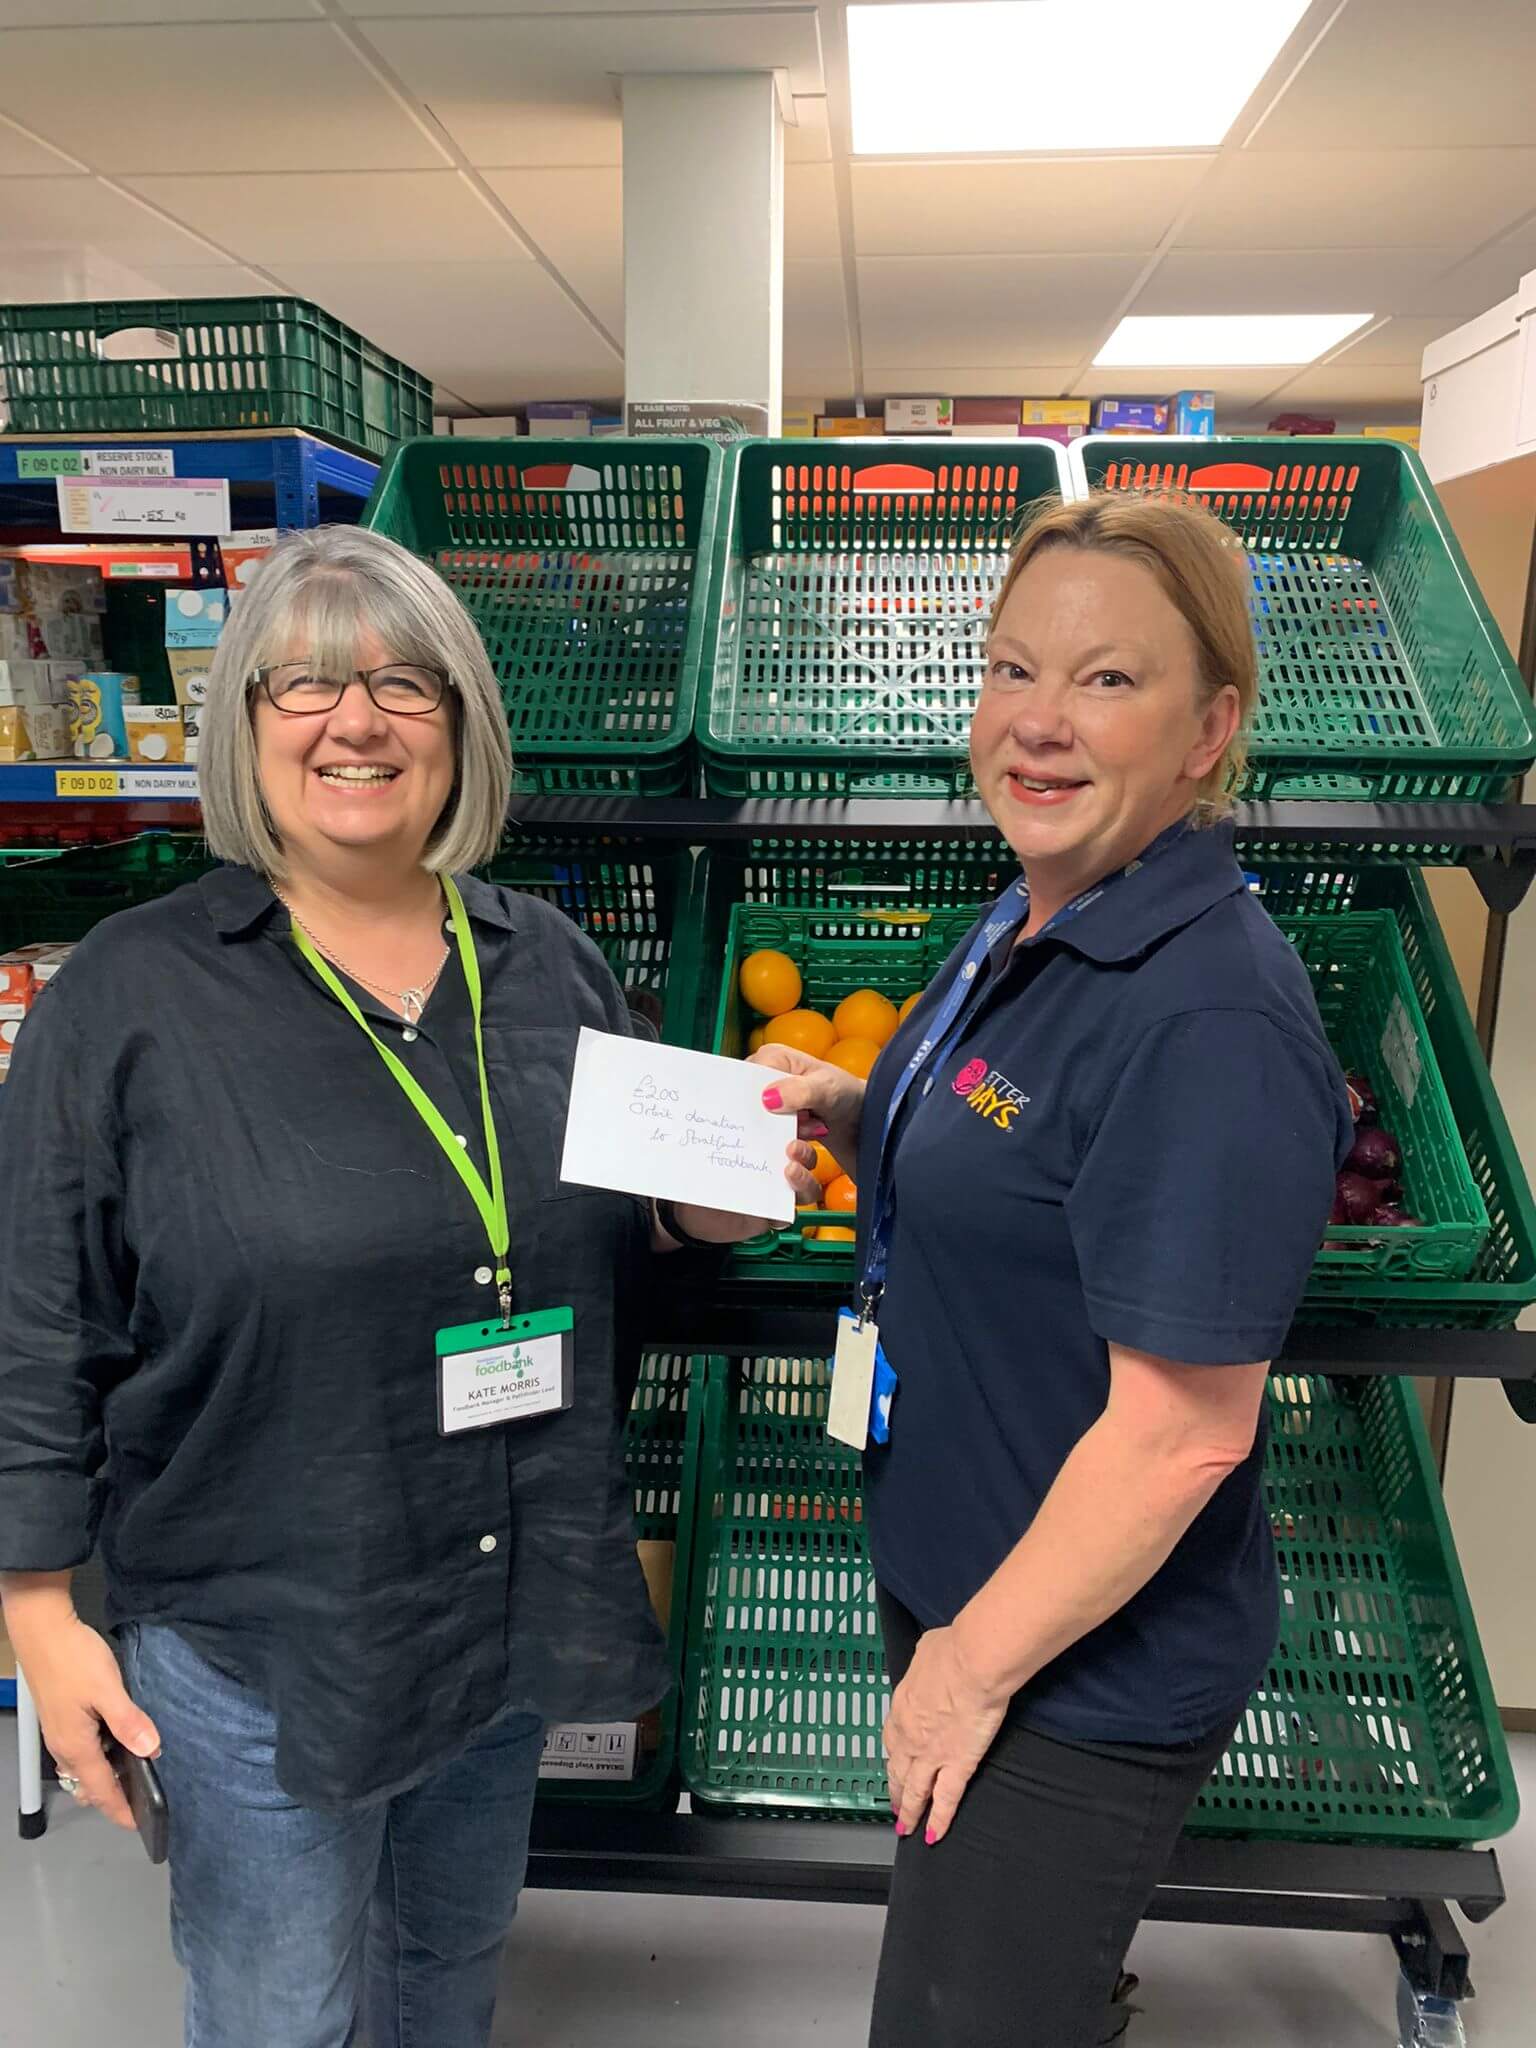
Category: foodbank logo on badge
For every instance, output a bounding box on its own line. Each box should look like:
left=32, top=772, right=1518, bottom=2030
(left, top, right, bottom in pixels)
left=475, top=1348, right=529, bottom=1379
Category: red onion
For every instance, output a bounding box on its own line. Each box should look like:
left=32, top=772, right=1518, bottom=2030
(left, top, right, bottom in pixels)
left=1334, top=1172, right=1382, bottom=1223
left=1345, top=1071, right=1379, bottom=1124
left=1345, top=1126, right=1401, bottom=1180
left=1370, top=1203, right=1420, bottom=1228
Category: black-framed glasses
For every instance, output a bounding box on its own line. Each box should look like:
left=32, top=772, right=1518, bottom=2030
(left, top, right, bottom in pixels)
left=252, top=662, right=453, bottom=718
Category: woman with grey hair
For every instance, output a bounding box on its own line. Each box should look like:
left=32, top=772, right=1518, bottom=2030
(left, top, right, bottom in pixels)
left=0, top=525, right=771, bottom=2048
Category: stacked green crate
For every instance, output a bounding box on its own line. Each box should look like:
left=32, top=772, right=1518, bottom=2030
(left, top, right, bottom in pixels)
left=698, top=440, right=1070, bottom=796
left=680, top=1358, right=1518, bottom=1845
left=363, top=439, right=724, bottom=793
left=1075, top=437, right=1536, bottom=801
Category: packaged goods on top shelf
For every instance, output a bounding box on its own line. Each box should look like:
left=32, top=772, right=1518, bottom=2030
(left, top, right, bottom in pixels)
left=884, top=396, right=953, bottom=434
left=1167, top=390, right=1215, bottom=436
left=1092, top=396, right=1169, bottom=432
left=0, top=943, right=73, bottom=1082
left=0, top=559, right=106, bottom=618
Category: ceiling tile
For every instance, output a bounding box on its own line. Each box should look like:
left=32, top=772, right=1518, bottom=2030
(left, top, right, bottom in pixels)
left=0, top=23, right=445, bottom=174
left=852, top=157, right=1212, bottom=257
left=858, top=255, right=1142, bottom=368
left=1260, top=361, right=1428, bottom=408
left=0, top=0, right=313, bottom=17
left=1324, top=315, right=1468, bottom=366
left=784, top=258, right=850, bottom=384
left=1071, top=363, right=1300, bottom=407
left=1133, top=247, right=1473, bottom=318
left=0, top=177, right=222, bottom=261
left=1413, top=219, right=1536, bottom=318
left=864, top=367, right=1081, bottom=400
left=276, top=260, right=621, bottom=405
left=0, top=115, right=81, bottom=175
left=481, top=168, right=624, bottom=334
left=366, top=11, right=823, bottom=171
left=124, top=171, right=518, bottom=265
left=785, top=161, right=840, bottom=261
left=787, top=96, right=832, bottom=165
left=1179, top=150, right=1536, bottom=251
left=1250, top=0, right=1536, bottom=150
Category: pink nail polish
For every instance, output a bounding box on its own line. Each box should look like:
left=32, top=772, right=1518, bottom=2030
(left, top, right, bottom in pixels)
left=924, top=1827, right=937, bottom=1846
left=894, top=1820, right=907, bottom=1837
left=762, top=1087, right=783, bottom=1111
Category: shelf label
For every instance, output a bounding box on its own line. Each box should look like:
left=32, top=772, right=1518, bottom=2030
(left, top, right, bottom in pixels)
left=56, top=475, right=231, bottom=538
left=19, top=448, right=174, bottom=480
left=54, top=768, right=123, bottom=797
left=52, top=767, right=198, bottom=801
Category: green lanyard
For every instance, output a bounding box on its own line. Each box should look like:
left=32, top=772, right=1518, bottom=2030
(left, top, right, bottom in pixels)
left=286, top=875, right=513, bottom=1326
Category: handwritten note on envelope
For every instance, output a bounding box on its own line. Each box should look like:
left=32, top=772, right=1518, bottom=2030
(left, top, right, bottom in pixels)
left=559, top=1028, right=796, bottom=1224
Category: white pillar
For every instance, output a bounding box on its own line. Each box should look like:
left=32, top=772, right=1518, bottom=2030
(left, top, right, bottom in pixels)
left=622, top=73, right=784, bottom=432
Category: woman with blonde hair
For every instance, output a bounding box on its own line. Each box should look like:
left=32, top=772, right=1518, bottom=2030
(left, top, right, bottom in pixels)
left=764, top=491, right=1353, bottom=2046
left=0, top=524, right=770, bottom=2048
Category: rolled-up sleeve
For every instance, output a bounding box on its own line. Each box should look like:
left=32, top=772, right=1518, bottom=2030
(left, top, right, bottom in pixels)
left=0, top=984, right=135, bottom=1569
left=1066, top=1008, right=1344, bottom=1366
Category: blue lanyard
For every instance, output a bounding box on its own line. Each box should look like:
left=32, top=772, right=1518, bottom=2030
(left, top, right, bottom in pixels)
left=859, top=822, right=1187, bottom=1318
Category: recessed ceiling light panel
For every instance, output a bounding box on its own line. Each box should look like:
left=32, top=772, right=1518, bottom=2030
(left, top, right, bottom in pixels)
left=848, top=1, right=1311, bottom=155
left=1094, top=313, right=1375, bottom=366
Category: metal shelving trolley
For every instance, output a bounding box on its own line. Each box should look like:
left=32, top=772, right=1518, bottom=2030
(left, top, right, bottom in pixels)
left=6, top=434, right=1536, bottom=2048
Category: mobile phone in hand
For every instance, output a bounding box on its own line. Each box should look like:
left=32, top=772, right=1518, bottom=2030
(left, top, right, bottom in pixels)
left=103, top=1736, right=168, bottom=1864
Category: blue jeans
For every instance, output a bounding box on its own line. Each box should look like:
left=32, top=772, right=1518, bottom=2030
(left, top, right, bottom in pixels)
left=120, top=1622, right=545, bottom=2048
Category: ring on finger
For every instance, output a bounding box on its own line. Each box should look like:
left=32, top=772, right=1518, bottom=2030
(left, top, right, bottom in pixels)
left=56, top=1773, right=86, bottom=1800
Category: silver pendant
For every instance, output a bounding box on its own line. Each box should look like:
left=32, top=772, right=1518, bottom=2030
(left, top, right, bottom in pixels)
left=400, top=988, right=426, bottom=1025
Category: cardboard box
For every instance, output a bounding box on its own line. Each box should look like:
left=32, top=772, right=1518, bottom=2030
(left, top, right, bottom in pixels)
left=884, top=396, right=953, bottom=434
left=451, top=415, right=523, bottom=438
left=182, top=704, right=202, bottom=762
left=0, top=708, right=31, bottom=761
left=0, top=659, right=60, bottom=706
left=126, top=703, right=186, bottom=765
left=1092, top=398, right=1169, bottom=433
left=1020, top=398, right=1092, bottom=426
left=24, top=703, right=70, bottom=758
left=1363, top=424, right=1421, bottom=447
left=953, top=422, right=1022, bottom=440
left=0, top=560, right=20, bottom=613
left=0, top=957, right=34, bottom=1004
left=15, top=943, right=72, bottom=990
left=32, top=612, right=103, bottom=662
left=1167, top=390, right=1216, bottom=437
left=954, top=397, right=1021, bottom=427
left=816, top=415, right=885, bottom=438
left=0, top=1003, right=25, bottom=1059
left=536, top=1537, right=675, bottom=1785
left=167, top=648, right=213, bottom=706
left=1018, top=424, right=1087, bottom=448
left=9, top=562, right=103, bottom=615
left=68, top=672, right=138, bottom=760
left=164, top=588, right=228, bottom=649
left=0, top=614, right=40, bottom=662
left=526, top=402, right=593, bottom=440
left=781, top=407, right=818, bottom=439
left=590, top=415, right=624, bottom=439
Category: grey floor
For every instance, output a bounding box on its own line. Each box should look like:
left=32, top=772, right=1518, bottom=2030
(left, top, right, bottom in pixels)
left=3, top=1727, right=1533, bottom=2047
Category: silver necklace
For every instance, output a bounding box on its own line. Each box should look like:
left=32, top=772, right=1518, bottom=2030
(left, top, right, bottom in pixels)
left=278, top=893, right=450, bottom=1030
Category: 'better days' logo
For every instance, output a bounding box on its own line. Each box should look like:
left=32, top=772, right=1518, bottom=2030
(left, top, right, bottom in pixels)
left=952, top=1057, right=1029, bottom=1132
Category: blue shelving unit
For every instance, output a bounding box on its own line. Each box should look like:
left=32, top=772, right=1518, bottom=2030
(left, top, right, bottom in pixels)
left=0, top=425, right=378, bottom=531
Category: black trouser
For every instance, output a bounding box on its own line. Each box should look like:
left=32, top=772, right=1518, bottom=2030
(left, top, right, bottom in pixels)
left=870, top=1589, right=1234, bottom=2048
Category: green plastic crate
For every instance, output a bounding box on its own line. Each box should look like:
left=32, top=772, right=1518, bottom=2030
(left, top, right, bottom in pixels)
left=0, top=297, right=431, bottom=460
left=538, top=1352, right=704, bottom=1811
left=1260, top=867, right=1536, bottom=1329
left=732, top=835, right=1014, bottom=912
left=708, top=900, right=981, bottom=1274
left=698, top=439, right=1070, bottom=796
left=362, top=439, right=723, bottom=794
left=1280, top=912, right=1487, bottom=1283
left=483, top=839, right=700, bottom=1041
left=681, top=1358, right=1517, bottom=1844
left=1075, top=436, right=1536, bottom=802
left=0, top=834, right=214, bottom=952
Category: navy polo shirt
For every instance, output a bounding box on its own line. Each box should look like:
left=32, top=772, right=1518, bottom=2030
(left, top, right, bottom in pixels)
left=856, top=821, right=1353, bottom=1746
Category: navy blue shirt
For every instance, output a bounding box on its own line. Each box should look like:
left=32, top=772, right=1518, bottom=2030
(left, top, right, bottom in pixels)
left=857, top=821, right=1352, bottom=1746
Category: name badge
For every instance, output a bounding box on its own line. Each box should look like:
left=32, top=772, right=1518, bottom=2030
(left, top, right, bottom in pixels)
left=436, top=1307, right=573, bottom=1436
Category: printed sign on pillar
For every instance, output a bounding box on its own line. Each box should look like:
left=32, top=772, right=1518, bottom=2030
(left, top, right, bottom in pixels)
left=625, top=401, right=769, bottom=445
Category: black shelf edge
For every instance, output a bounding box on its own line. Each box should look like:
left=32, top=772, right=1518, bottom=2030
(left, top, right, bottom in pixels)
left=525, top=1805, right=1505, bottom=1926
left=508, top=795, right=1536, bottom=851
left=646, top=1291, right=1536, bottom=1381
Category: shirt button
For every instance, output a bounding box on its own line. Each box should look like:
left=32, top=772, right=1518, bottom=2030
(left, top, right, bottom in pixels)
left=475, top=1265, right=494, bottom=1285
left=479, top=1534, right=498, bottom=1554
left=402, top=1027, right=419, bottom=1043
left=455, top=1133, right=468, bottom=1147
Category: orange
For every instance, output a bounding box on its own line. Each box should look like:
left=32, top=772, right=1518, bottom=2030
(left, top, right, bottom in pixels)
left=898, top=991, right=922, bottom=1025
left=746, top=1025, right=767, bottom=1055
left=739, top=949, right=802, bottom=1018
left=763, top=1008, right=837, bottom=1059
left=814, top=1226, right=857, bottom=1243
left=827, top=1036, right=882, bottom=1080
left=824, top=1173, right=858, bottom=1214
left=809, top=1141, right=843, bottom=1189
left=833, top=987, right=899, bottom=1048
